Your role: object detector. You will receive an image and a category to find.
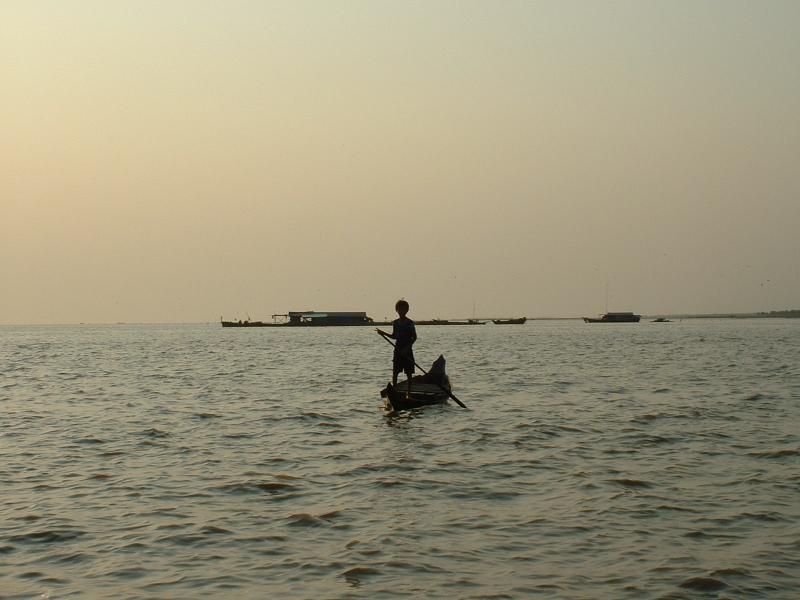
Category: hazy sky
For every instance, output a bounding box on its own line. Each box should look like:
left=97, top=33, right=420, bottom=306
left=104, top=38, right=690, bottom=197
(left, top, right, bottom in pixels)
left=3, top=1, right=799, bottom=324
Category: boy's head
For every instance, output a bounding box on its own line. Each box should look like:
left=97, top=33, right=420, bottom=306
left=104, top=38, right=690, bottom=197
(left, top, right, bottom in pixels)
left=395, top=299, right=410, bottom=316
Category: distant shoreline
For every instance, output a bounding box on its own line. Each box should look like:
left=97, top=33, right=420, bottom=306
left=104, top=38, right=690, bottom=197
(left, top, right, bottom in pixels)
left=1, top=310, right=798, bottom=326
left=529, top=310, right=800, bottom=320
left=643, top=310, right=800, bottom=320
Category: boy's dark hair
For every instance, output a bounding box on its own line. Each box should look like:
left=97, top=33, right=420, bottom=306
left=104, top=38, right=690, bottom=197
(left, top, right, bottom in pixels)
left=395, top=299, right=410, bottom=313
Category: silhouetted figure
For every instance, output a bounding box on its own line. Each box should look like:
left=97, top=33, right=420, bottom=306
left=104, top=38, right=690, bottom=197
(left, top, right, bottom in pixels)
left=377, top=299, right=417, bottom=400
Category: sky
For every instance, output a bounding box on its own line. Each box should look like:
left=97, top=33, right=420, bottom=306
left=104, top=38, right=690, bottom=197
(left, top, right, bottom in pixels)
left=2, top=1, right=799, bottom=324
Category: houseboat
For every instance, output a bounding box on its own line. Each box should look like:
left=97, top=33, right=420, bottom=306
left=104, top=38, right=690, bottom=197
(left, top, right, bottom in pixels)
left=222, top=311, right=383, bottom=327
left=583, top=312, right=641, bottom=323
left=415, top=319, right=484, bottom=326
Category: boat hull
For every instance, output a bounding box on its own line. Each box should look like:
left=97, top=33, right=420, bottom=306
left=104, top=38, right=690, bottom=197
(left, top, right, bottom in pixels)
left=379, top=355, right=452, bottom=411
left=221, top=320, right=390, bottom=327
left=583, top=312, right=641, bottom=323
left=415, top=320, right=483, bottom=325
left=221, top=321, right=269, bottom=327
left=380, top=382, right=451, bottom=410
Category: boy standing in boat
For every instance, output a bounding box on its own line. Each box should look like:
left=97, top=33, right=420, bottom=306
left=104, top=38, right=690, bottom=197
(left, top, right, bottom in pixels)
left=377, top=300, right=417, bottom=399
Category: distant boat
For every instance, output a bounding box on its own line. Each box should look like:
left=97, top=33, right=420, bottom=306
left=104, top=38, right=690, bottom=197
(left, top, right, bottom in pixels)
left=221, top=319, right=268, bottom=327
left=652, top=317, right=671, bottom=323
left=583, top=312, right=641, bottom=323
left=492, top=317, right=527, bottom=325
left=416, top=319, right=483, bottom=326
left=380, top=355, right=452, bottom=411
left=221, top=311, right=379, bottom=327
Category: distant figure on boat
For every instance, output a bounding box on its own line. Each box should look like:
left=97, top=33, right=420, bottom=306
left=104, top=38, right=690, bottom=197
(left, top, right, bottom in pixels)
left=376, top=299, right=417, bottom=400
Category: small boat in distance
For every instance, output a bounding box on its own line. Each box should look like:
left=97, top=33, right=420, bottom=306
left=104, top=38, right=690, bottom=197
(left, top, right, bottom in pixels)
left=415, top=319, right=483, bottom=326
left=380, top=355, right=452, bottom=411
left=652, top=317, right=671, bottom=323
left=492, top=317, right=527, bottom=325
left=583, top=312, right=641, bottom=323
left=221, top=319, right=268, bottom=327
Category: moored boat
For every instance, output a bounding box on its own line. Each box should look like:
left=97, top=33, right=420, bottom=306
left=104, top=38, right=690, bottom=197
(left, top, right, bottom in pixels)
left=583, top=312, right=641, bottom=323
left=492, top=317, right=527, bottom=324
left=221, top=311, right=382, bottom=327
left=380, top=355, right=452, bottom=411
left=415, top=319, right=483, bottom=325
left=221, top=319, right=268, bottom=327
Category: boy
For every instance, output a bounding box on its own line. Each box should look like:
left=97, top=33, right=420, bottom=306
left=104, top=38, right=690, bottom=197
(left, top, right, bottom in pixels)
left=377, top=299, right=417, bottom=399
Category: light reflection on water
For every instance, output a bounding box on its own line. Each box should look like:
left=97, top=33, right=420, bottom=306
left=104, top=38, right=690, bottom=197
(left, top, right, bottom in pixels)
left=1, top=320, right=799, bottom=598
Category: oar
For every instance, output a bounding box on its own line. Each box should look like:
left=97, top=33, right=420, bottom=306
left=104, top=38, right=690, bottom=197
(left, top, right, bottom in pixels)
left=376, top=329, right=467, bottom=408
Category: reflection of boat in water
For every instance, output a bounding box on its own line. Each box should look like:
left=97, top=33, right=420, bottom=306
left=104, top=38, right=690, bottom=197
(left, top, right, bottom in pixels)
left=380, top=356, right=452, bottom=411
left=583, top=312, right=641, bottom=323
left=492, top=317, right=527, bottom=325
left=652, top=317, right=671, bottom=323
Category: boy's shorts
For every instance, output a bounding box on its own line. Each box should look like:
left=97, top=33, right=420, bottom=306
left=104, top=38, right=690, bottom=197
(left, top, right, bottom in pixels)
left=393, top=351, right=415, bottom=377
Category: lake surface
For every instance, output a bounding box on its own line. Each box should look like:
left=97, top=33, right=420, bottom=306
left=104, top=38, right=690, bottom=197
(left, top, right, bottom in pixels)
left=2, top=319, right=799, bottom=599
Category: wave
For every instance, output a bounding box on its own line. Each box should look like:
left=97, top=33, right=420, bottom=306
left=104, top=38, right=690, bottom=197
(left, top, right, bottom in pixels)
left=748, top=448, right=800, bottom=458
left=679, top=577, right=727, bottom=591
left=8, top=529, right=87, bottom=544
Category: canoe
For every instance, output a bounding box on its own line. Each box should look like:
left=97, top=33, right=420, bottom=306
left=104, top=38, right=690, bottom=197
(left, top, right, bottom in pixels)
left=379, top=355, right=452, bottom=411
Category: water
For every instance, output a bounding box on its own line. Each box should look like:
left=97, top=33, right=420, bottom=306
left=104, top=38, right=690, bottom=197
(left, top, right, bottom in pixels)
left=2, top=320, right=799, bottom=599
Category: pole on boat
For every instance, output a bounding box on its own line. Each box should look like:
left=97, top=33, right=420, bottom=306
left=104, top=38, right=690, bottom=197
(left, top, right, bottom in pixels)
left=375, top=330, right=467, bottom=409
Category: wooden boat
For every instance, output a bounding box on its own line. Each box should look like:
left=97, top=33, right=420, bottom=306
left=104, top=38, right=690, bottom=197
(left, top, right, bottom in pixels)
left=221, top=319, right=268, bottom=327
left=221, top=311, right=385, bottom=327
left=583, top=312, right=641, bottom=323
left=380, top=355, right=452, bottom=411
left=415, top=319, right=482, bottom=326
left=492, top=317, right=526, bottom=324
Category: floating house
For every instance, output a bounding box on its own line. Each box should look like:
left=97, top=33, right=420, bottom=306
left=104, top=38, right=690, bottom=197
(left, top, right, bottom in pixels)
left=583, top=312, right=641, bottom=323
left=277, top=311, right=375, bottom=326
left=222, top=311, right=380, bottom=327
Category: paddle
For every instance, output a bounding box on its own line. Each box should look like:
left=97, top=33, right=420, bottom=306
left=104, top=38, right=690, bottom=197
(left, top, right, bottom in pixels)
left=376, top=329, right=467, bottom=408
